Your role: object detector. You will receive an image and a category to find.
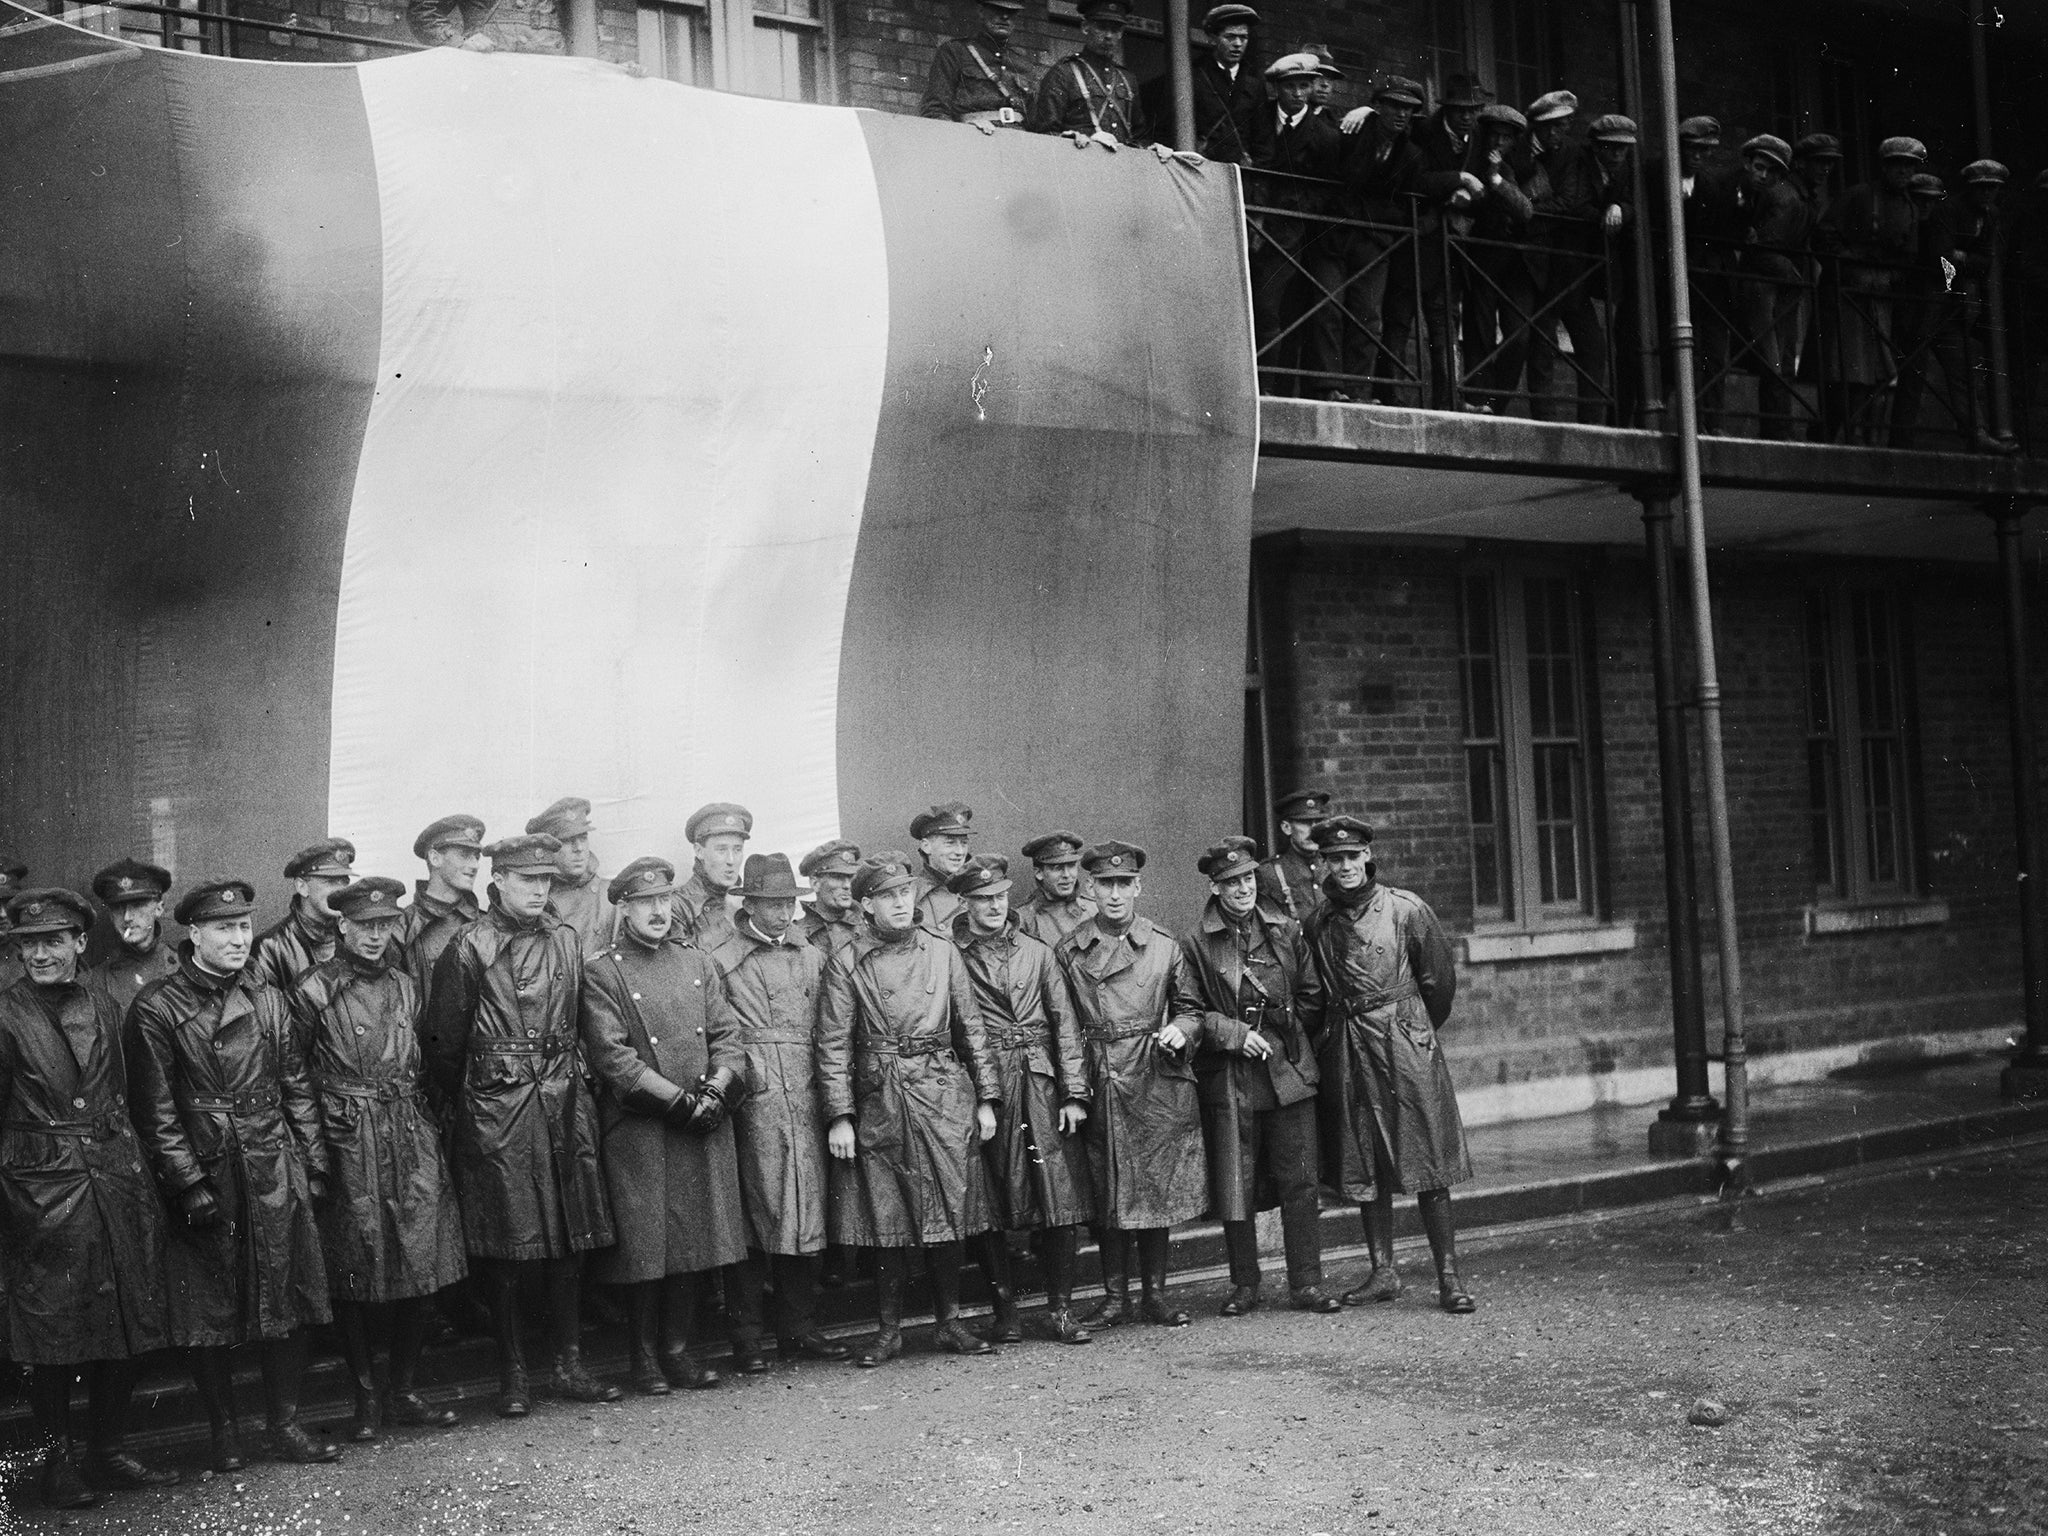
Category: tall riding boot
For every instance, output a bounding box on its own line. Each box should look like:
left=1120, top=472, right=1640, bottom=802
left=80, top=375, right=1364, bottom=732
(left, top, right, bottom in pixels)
left=190, top=1346, right=248, bottom=1471
left=1076, top=1226, right=1134, bottom=1327
left=930, top=1240, right=992, bottom=1356
left=29, top=1365, right=94, bottom=1509
left=776, top=1254, right=847, bottom=1361
left=1136, top=1228, right=1189, bottom=1327
left=84, top=1358, right=178, bottom=1489
left=975, top=1230, right=1022, bottom=1343
left=658, top=1272, right=720, bottom=1388
left=333, top=1298, right=382, bottom=1441
left=385, top=1297, right=458, bottom=1428
left=1343, top=1188, right=1404, bottom=1305
left=261, top=1332, right=341, bottom=1463
left=488, top=1260, right=532, bottom=1418
left=546, top=1257, right=621, bottom=1403
left=1038, top=1226, right=1091, bottom=1345
left=1418, top=1189, right=1475, bottom=1313
left=855, top=1249, right=905, bottom=1368
left=626, top=1282, right=668, bottom=1396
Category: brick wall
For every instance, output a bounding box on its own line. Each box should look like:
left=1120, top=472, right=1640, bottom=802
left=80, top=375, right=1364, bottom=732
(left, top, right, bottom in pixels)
left=1257, top=532, right=2031, bottom=1091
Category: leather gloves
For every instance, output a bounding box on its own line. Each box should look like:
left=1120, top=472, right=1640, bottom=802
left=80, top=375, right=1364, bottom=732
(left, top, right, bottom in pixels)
left=662, top=1088, right=703, bottom=1129
left=683, top=1068, right=736, bottom=1135
left=179, top=1181, right=225, bottom=1230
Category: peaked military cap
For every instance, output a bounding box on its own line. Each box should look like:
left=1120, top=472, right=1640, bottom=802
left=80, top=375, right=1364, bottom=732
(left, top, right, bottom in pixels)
left=414, top=814, right=486, bottom=860
left=1879, top=135, right=1927, bottom=163
left=1374, top=76, right=1426, bottom=107
left=1479, top=102, right=1527, bottom=132
left=1197, top=836, right=1261, bottom=883
left=331, top=876, right=407, bottom=923
left=6, top=887, right=94, bottom=936
left=685, top=802, right=753, bottom=844
left=284, top=838, right=356, bottom=879
left=1438, top=73, right=1485, bottom=108
left=1021, top=830, right=1086, bottom=865
left=526, top=797, right=592, bottom=840
left=948, top=855, right=1012, bottom=898
left=1962, top=159, right=2010, bottom=186
left=1264, top=51, right=1322, bottom=82
left=176, top=879, right=258, bottom=927
left=799, top=839, right=862, bottom=879
left=486, top=833, right=563, bottom=874
left=910, top=802, right=976, bottom=840
left=738, top=853, right=806, bottom=900
left=1309, top=815, right=1374, bottom=851
left=609, top=856, right=678, bottom=904
left=92, top=858, right=173, bottom=906
left=1589, top=114, right=1638, bottom=144
left=1677, top=115, right=1721, bottom=143
left=1907, top=172, right=1945, bottom=198
left=851, top=852, right=915, bottom=902
left=1075, top=0, right=1131, bottom=21
left=1273, top=788, right=1332, bottom=822
left=1527, top=89, right=1577, bottom=123
left=1793, top=132, right=1842, bottom=160
left=1741, top=133, right=1791, bottom=170
left=1200, top=2, right=1257, bottom=30
left=0, top=857, right=26, bottom=891
left=1081, top=840, right=1146, bottom=877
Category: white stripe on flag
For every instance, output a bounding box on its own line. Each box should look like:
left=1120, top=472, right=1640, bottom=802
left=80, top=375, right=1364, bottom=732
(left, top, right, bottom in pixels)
left=331, top=53, right=889, bottom=884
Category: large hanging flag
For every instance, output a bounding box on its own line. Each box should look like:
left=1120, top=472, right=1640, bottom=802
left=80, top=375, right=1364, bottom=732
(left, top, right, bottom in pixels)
left=0, top=5, right=1256, bottom=916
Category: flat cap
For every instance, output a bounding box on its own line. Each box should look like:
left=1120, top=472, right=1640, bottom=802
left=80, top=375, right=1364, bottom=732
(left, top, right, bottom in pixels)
left=1081, top=840, right=1146, bottom=877
left=1373, top=75, right=1425, bottom=107
left=526, top=797, right=592, bottom=840
left=1075, top=0, right=1132, bottom=20
left=799, top=839, right=862, bottom=879
left=1793, top=132, right=1842, bottom=159
left=331, top=876, right=407, bottom=923
left=1305, top=45, right=1344, bottom=79
left=1273, top=788, right=1332, bottom=822
left=1478, top=103, right=1527, bottom=132
left=1879, top=135, right=1927, bottom=162
left=948, top=855, right=1013, bottom=898
left=1677, top=115, right=1721, bottom=143
left=1200, top=3, right=1257, bottom=30
left=1907, top=172, right=1945, bottom=198
left=486, top=833, right=563, bottom=875
left=6, top=887, right=94, bottom=936
left=909, top=802, right=976, bottom=840
left=283, top=838, right=356, bottom=879
left=685, top=803, right=753, bottom=843
left=1264, top=51, right=1323, bottom=82
left=1197, top=836, right=1261, bottom=883
left=176, top=879, right=258, bottom=927
left=413, top=814, right=485, bottom=860
left=978, top=0, right=1024, bottom=9
left=1021, top=830, right=1086, bottom=865
left=609, top=856, right=678, bottom=904
left=1589, top=113, right=1638, bottom=144
left=1438, top=72, right=1485, bottom=108
left=1741, top=133, right=1791, bottom=170
left=1962, top=159, right=2010, bottom=186
left=92, top=858, right=172, bottom=906
left=1527, top=89, right=1577, bottom=123
left=851, top=852, right=915, bottom=902
left=1309, top=815, right=1374, bottom=852
left=738, top=852, right=806, bottom=900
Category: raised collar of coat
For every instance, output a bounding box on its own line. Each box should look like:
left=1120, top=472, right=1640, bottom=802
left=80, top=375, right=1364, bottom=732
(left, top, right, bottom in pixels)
left=734, top=909, right=802, bottom=950
left=1198, top=898, right=1287, bottom=936
left=413, top=881, right=480, bottom=920
left=118, top=923, right=163, bottom=959
left=287, top=893, right=338, bottom=943
left=1069, top=913, right=1157, bottom=952
left=486, top=893, right=552, bottom=934
left=847, top=920, right=925, bottom=963
left=550, top=865, right=601, bottom=894
left=951, top=906, right=1024, bottom=948
left=801, top=900, right=851, bottom=928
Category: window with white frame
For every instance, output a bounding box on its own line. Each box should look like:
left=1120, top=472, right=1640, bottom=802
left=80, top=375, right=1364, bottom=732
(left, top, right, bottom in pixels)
left=1424, top=0, right=1553, bottom=113
left=635, top=0, right=831, bottom=102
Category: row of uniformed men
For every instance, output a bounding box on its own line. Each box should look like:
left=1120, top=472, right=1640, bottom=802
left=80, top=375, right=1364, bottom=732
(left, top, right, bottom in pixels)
left=0, top=787, right=1474, bottom=1512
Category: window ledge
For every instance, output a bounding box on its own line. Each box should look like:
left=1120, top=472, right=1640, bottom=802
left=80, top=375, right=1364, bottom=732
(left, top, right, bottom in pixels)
left=1804, top=899, right=1949, bottom=937
left=1463, top=922, right=1637, bottom=965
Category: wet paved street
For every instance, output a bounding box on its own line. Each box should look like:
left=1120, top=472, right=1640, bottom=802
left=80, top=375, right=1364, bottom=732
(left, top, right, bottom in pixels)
left=6, top=1138, right=2045, bottom=1536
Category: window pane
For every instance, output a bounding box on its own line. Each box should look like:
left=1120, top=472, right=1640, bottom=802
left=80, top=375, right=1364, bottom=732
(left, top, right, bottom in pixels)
left=1459, top=575, right=1500, bottom=742
left=1523, top=577, right=1577, bottom=739
left=1804, top=589, right=1844, bottom=894
left=1804, top=591, right=1834, bottom=735
left=1532, top=743, right=1581, bottom=906
left=638, top=1, right=712, bottom=88
left=749, top=18, right=818, bottom=101
left=1808, top=740, right=1841, bottom=894
left=1851, top=590, right=1897, bottom=734
left=1468, top=746, right=1511, bottom=918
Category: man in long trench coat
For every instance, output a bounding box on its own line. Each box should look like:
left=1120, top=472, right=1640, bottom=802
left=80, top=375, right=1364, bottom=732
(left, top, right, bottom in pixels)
left=670, top=802, right=751, bottom=951
left=1055, top=842, right=1208, bottom=1328
left=797, top=839, right=862, bottom=956
left=581, top=856, right=748, bottom=1394
left=399, top=814, right=485, bottom=995
left=0, top=888, right=176, bottom=1508
left=289, top=877, right=466, bottom=1441
left=423, top=833, right=619, bottom=1416
left=817, top=853, right=1002, bottom=1367
left=1012, top=831, right=1097, bottom=948
left=948, top=856, right=1096, bottom=1345
left=531, top=797, right=615, bottom=953
left=1180, top=839, right=1341, bottom=1317
left=128, top=878, right=339, bottom=1469
left=706, top=853, right=849, bottom=1371
left=84, top=858, right=180, bottom=1015
left=250, top=839, right=355, bottom=994
left=1299, top=816, right=1475, bottom=1312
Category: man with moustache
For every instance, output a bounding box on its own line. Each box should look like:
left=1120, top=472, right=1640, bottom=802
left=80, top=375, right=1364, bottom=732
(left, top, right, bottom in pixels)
left=251, top=839, right=356, bottom=993
left=671, top=802, right=751, bottom=952
left=817, top=853, right=1002, bottom=1367
left=128, top=878, right=338, bottom=1469
left=290, top=876, right=466, bottom=1441
left=0, top=888, right=176, bottom=1507
left=422, top=833, right=619, bottom=1416
left=948, top=856, right=1095, bottom=1345
left=797, top=839, right=862, bottom=955
left=1055, top=842, right=1208, bottom=1328
left=910, top=802, right=978, bottom=934
left=1013, top=830, right=1096, bottom=947
left=582, top=857, right=748, bottom=1394
left=85, top=858, right=179, bottom=1014
left=530, top=797, right=613, bottom=953
left=397, top=814, right=486, bottom=994
left=1180, top=838, right=1338, bottom=1317
left=707, top=853, right=849, bottom=1370
left=920, top=0, right=1033, bottom=130
left=1299, top=816, right=1473, bottom=1312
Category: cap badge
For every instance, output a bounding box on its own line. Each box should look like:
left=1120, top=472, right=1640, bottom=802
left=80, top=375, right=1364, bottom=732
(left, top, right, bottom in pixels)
left=25, top=903, right=42, bottom=918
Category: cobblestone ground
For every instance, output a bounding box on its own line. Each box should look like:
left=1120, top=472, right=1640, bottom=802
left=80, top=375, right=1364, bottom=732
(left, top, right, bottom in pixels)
left=5, top=1139, right=2044, bottom=1536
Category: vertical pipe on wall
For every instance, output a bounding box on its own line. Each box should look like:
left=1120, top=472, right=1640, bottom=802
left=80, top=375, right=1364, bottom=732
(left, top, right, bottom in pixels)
left=1616, top=0, right=1663, bottom=431
left=1995, top=500, right=2048, bottom=1100
left=566, top=0, right=600, bottom=57
left=1167, top=0, right=1196, bottom=154
left=1967, top=0, right=2017, bottom=449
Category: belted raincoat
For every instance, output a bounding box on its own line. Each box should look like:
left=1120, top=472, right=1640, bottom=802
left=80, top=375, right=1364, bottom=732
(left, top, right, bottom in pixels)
left=398, top=884, right=479, bottom=997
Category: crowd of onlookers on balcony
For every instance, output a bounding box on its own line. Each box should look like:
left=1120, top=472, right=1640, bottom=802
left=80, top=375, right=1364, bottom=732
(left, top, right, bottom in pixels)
left=918, top=0, right=2044, bottom=454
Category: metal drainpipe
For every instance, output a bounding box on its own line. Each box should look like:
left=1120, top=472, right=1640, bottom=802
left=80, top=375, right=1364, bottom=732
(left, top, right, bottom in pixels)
left=1995, top=498, right=2048, bottom=1100
left=1968, top=0, right=2017, bottom=447
left=566, top=0, right=600, bottom=57
left=1645, top=0, right=1749, bottom=1190
left=1167, top=0, right=1195, bottom=154
left=1616, top=0, right=1664, bottom=431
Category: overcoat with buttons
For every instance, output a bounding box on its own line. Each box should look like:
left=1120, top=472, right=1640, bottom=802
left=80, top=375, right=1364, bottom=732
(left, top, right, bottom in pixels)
left=707, top=917, right=830, bottom=1256
left=667, top=869, right=737, bottom=953
left=815, top=925, right=1000, bottom=1247
left=1013, top=888, right=1097, bottom=949
left=127, top=952, right=332, bottom=1344
left=289, top=953, right=466, bottom=1301
left=547, top=870, right=616, bottom=956
left=250, top=897, right=337, bottom=996
left=0, top=971, right=170, bottom=1364
left=86, top=927, right=181, bottom=1018
left=1055, top=916, right=1210, bottom=1229
left=579, top=934, right=748, bottom=1281
left=421, top=899, right=613, bottom=1261
left=397, top=884, right=480, bottom=998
